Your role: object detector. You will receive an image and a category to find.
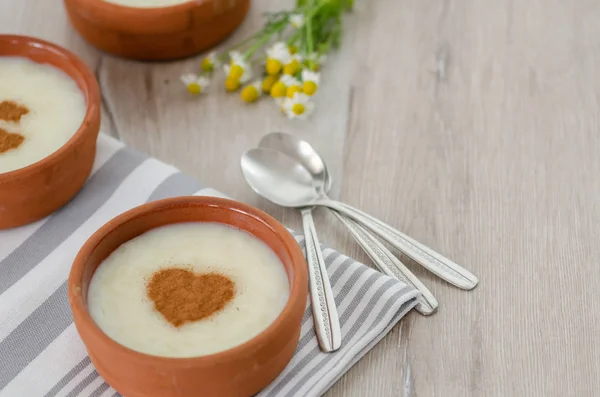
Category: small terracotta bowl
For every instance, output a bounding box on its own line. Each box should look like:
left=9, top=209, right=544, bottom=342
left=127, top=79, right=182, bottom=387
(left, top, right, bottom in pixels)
left=64, top=0, right=251, bottom=61
left=0, top=35, right=100, bottom=230
left=69, top=196, right=308, bottom=397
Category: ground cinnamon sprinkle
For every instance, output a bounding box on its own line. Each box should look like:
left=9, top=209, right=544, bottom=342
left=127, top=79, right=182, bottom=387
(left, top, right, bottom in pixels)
left=0, top=128, right=25, bottom=154
left=147, top=268, right=235, bottom=327
left=0, top=100, right=29, bottom=123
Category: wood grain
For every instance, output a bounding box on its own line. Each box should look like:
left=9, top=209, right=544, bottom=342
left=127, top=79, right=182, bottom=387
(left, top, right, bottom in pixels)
left=4, top=0, right=600, bottom=396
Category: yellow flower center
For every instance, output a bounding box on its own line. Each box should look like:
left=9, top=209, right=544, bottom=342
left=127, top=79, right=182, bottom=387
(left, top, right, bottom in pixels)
left=187, top=83, right=201, bottom=95
left=262, top=75, right=279, bottom=93
left=283, top=60, right=301, bottom=75
left=201, top=58, right=214, bottom=72
left=266, top=58, right=282, bottom=76
left=225, top=76, right=240, bottom=92
left=229, top=64, right=244, bottom=80
left=303, top=81, right=318, bottom=96
left=286, top=85, right=302, bottom=99
left=241, top=85, right=260, bottom=103
left=270, top=81, right=287, bottom=98
left=292, top=103, right=305, bottom=115
left=289, top=45, right=298, bottom=54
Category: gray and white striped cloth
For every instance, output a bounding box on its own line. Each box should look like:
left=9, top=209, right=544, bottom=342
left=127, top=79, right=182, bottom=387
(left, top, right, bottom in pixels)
left=0, top=134, right=419, bottom=397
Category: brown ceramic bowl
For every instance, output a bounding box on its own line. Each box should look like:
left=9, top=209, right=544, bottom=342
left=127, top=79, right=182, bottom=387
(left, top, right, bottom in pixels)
left=0, top=35, right=101, bottom=230
left=64, top=0, right=250, bottom=61
left=69, top=196, right=308, bottom=397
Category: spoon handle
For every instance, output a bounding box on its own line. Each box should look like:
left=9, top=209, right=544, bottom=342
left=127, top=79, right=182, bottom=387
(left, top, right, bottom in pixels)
left=301, top=208, right=342, bottom=352
left=331, top=211, right=438, bottom=315
left=321, top=200, right=478, bottom=290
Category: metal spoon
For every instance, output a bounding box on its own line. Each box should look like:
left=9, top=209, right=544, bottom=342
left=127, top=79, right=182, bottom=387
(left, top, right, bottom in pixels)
left=301, top=206, right=341, bottom=352
left=250, top=137, right=341, bottom=352
left=240, top=147, right=479, bottom=290
left=258, top=132, right=438, bottom=314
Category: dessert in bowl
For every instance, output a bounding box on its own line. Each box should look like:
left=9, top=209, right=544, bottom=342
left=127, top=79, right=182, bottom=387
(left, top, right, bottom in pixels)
left=0, top=35, right=100, bottom=229
left=63, top=0, right=251, bottom=60
left=88, top=222, right=291, bottom=358
left=69, top=196, right=308, bottom=397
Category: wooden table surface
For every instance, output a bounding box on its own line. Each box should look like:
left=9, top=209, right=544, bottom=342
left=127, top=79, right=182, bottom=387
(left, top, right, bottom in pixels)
left=4, top=0, right=600, bottom=396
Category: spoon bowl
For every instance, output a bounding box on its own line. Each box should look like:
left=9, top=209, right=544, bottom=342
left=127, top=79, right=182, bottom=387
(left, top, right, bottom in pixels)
left=258, top=132, right=332, bottom=193
left=241, top=148, right=320, bottom=208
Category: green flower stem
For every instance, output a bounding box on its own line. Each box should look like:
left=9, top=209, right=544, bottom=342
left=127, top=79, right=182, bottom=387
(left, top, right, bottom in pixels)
left=216, top=32, right=262, bottom=60
left=244, top=12, right=297, bottom=60
left=305, top=0, right=315, bottom=65
left=244, top=32, right=274, bottom=60
left=286, top=29, right=302, bottom=46
left=215, top=9, right=299, bottom=63
left=306, top=0, right=327, bottom=18
left=317, top=14, right=341, bottom=57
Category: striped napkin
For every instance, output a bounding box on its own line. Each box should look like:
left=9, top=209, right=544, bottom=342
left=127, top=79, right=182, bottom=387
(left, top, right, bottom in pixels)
left=0, top=134, right=419, bottom=397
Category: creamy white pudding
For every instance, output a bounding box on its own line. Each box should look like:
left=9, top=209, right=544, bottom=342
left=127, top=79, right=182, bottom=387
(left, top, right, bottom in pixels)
left=87, top=222, right=291, bottom=358
left=0, top=56, right=86, bottom=173
left=102, top=0, right=192, bottom=8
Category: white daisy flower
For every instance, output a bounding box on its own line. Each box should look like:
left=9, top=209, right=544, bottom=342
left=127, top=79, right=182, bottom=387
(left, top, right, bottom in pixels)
left=267, top=42, right=291, bottom=59
left=265, top=42, right=292, bottom=75
left=224, top=51, right=253, bottom=83
left=241, top=81, right=262, bottom=103
left=280, top=74, right=301, bottom=88
left=281, top=74, right=302, bottom=98
left=201, top=51, right=219, bottom=72
left=290, top=14, right=305, bottom=29
left=302, top=69, right=320, bottom=83
left=283, top=53, right=304, bottom=75
left=282, top=92, right=314, bottom=120
left=301, top=70, right=320, bottom=96
left=180, top=73, right=210, bottom=95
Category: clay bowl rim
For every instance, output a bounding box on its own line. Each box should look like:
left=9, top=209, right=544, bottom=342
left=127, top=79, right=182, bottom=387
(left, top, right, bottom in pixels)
left=0, top=34, right=100, bottom=183
left=69, top=195, right=308, bottom=368
left=71, top=0, right=225, bottom=20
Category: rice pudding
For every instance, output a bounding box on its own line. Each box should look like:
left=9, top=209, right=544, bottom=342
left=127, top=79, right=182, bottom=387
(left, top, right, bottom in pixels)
left=102, top=0, right=192, bottom=7
left=0, top=56, right=86, bottom=173
left=88, top=222, right=290, bottom=358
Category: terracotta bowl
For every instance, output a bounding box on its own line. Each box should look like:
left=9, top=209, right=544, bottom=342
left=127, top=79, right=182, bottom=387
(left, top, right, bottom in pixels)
left=0, top=35, right=100, bottom=230
left=69, top=196, right=308, bottom=397
left=64, top=0, right=251, bottom=61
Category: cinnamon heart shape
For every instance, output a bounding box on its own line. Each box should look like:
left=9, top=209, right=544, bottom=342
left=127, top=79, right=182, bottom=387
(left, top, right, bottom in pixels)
left=147, top=268, right=235, bottom=327
left=0, top=127, right=25, bottom=154
left=0, top=100, right=29, bottom=123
